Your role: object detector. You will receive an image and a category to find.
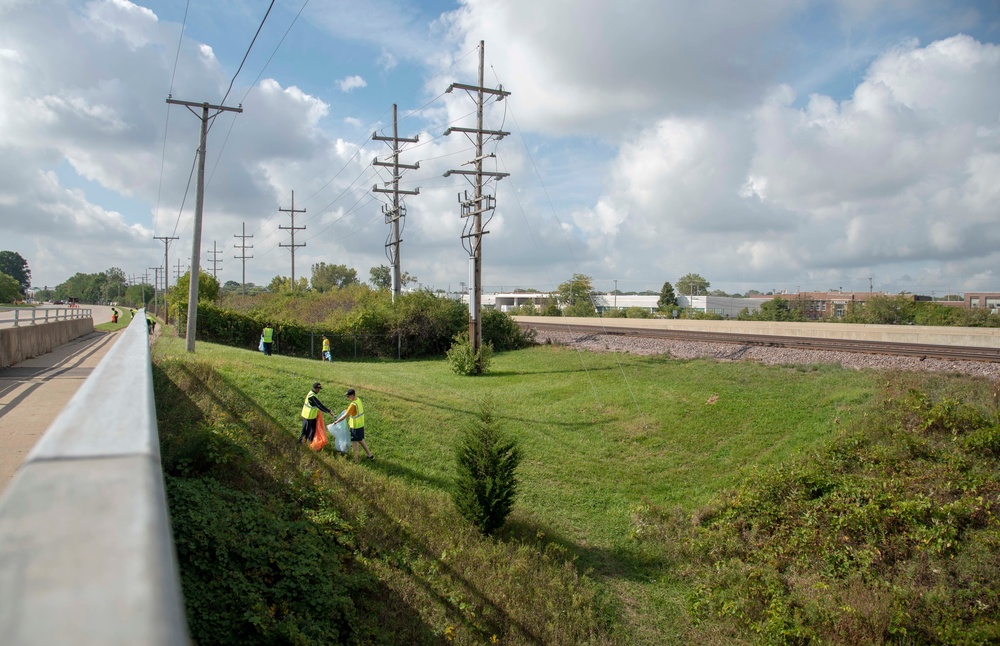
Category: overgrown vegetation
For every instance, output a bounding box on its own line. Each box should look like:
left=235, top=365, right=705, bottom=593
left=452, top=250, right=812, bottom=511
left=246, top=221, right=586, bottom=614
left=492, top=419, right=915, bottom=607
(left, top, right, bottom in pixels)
left=633, top=374, right=1000, bottom=644
left=183, top=288, right=469, bottom=359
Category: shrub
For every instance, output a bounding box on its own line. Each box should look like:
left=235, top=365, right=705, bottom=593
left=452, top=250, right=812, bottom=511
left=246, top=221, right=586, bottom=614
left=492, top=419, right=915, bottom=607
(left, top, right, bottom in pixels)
left=482, top=308, right=535, bottom=351
left=452, top=397, right=522, bottom=534
left=445, top=332, right=493, bottom=375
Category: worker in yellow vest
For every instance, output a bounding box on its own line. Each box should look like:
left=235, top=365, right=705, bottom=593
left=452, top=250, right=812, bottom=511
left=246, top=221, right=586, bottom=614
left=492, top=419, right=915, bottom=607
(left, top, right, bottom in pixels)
left=335, top=388, right=373, bottom=462
left=299, top=382, right=332, bottom=444
left=321, top=335, right=331, bottom=362
left=262, top=323, right=274, bottom=356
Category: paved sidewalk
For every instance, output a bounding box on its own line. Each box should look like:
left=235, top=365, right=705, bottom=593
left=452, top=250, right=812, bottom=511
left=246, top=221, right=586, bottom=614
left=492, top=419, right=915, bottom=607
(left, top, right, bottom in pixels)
left=0, top=329, right=122, bottom=494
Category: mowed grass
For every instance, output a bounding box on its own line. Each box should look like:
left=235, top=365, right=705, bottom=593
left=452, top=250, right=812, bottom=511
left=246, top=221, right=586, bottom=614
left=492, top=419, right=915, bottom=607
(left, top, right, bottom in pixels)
left=153, top=334, right=878, bottom=643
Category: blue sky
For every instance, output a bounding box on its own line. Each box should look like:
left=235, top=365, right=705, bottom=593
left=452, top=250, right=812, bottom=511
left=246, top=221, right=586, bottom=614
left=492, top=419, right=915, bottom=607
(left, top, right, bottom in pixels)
left=2, top=0, right=999, bottom=296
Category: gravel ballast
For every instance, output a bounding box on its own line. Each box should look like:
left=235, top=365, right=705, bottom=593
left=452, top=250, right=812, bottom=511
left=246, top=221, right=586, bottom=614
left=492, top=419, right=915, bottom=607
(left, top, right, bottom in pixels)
left=532, top=330, right=1000, bottom=380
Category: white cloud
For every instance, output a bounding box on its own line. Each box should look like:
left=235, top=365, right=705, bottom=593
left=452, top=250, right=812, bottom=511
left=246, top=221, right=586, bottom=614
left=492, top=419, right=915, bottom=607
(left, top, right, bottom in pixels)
left=337, top=75, right=367, bottom=92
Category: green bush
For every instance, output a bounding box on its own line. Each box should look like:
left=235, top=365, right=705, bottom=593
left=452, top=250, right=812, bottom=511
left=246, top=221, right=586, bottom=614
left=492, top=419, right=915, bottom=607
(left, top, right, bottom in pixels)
left=186, top=291, right=467, bottom=360
left=482, top=308, right=535, bottom=351
left=445, top=333, right=493, bottom=375
left=452, top=397, right=522, bottom=535
left=167, top=477, right=366, bottom=645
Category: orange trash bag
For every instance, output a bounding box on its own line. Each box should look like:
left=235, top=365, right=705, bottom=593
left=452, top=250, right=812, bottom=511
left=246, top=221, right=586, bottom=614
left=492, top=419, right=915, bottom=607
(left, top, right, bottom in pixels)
left=310, top=411, right=328, bottom=451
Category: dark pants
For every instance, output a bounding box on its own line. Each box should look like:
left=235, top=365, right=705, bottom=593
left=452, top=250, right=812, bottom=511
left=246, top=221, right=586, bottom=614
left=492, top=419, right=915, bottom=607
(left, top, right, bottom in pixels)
left=263, top=341, right=272, bottom=356
left=299, top=417, right=317, bottom=443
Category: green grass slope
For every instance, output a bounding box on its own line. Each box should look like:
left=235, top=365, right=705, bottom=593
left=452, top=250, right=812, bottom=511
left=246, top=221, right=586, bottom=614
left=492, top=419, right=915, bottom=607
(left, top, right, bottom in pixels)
left=152, top=334, right=999, bottom=644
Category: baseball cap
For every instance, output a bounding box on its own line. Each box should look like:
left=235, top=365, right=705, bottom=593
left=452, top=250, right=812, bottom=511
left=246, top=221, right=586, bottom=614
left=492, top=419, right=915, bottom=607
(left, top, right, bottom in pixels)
left=345, top=388, right=355, bottom=396
left=313, top=382, right=322, bottom=390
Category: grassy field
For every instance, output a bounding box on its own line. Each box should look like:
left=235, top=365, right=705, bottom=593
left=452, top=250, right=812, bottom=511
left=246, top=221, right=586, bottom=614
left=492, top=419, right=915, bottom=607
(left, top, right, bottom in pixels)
left=151, top=331, right=901, bottom=644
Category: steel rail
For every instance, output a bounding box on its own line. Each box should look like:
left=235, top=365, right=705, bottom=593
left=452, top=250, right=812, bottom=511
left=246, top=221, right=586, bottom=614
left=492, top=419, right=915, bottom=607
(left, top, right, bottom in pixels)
left=521, top=321, right=1000, bottom=363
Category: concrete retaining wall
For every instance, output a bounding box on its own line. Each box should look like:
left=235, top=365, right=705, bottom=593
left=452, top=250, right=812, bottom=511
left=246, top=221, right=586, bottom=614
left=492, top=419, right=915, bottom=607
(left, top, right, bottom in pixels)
left=515, top=317, right=1000, bottom=348
left=0, top=318, right=94, bottom=368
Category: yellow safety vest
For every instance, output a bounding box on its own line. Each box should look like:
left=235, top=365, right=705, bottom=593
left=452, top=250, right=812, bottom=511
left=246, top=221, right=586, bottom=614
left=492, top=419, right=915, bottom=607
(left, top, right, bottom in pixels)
left=301, top=389, right=320, bottom=420
left=348, top=398, right=365, bottom=429
left=263, top=327, right=274, bottom=343
left=322, top=338, right=330, bottom=352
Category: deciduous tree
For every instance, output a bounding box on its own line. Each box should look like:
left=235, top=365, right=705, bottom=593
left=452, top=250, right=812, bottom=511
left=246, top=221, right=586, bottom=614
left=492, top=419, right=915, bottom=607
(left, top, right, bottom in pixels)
left=0, top=251, right=31, bottom=295
left=676, top=273, right=710, bottom=297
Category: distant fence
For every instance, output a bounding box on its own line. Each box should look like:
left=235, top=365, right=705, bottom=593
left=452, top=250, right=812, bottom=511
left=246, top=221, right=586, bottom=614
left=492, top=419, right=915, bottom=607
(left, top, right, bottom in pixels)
left=0, top=310, right=189, bottom=645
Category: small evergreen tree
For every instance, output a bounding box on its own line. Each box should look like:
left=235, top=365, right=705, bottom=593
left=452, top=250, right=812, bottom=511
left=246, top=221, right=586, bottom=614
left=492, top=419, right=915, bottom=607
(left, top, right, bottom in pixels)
left=657, top=281, right=676, bottom=310
left=452, top=398, right=522, bottom=535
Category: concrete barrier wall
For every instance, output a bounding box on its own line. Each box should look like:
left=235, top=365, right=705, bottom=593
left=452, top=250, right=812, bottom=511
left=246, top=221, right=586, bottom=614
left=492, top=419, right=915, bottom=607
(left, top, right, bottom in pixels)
left=0, top=311, right=189, bottom=645
left=0, top=318, right=95, bottom=368
left=515, top=317, right=1000, bottom=348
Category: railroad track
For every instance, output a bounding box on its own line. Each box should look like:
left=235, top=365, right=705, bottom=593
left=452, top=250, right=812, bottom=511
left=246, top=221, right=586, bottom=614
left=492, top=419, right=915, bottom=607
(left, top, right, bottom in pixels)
left=519, top=321, right=1000, bottom=363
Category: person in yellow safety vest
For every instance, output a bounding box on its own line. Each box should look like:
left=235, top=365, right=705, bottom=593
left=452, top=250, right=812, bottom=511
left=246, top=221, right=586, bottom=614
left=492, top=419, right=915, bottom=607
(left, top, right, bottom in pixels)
left=299, top=382, right=332, bottom=444
left=321, top=335, right=331, bottom=362
left=111, top=307, right=119, bottom=323
left=334, top=388, right=373, bottom=462
left=262, top=323, right=274, bottom=356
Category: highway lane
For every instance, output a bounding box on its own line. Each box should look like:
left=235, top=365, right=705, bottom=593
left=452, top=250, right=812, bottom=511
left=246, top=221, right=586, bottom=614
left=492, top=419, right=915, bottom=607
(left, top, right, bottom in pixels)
left=0, top=304, right=118, bottom=329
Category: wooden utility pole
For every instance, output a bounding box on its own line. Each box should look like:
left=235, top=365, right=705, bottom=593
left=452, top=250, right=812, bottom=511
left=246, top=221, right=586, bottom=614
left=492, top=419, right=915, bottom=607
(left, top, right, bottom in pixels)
left=154, top=235, right=178, bottom=325
left=148, top=266, right=161, bottom=315
left=443, top=41, right=510, bottom=371
left=279, top=190, right=306, bottom=290
left=372, top=104, right=420, bottom=302
left=234, top=222, right=253, bottom=296
left=165, top=96, right=243, bottom=352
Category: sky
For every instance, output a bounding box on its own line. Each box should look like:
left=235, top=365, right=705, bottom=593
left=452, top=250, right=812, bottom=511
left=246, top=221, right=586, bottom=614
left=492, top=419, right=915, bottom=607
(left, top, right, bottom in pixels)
left=1, top=0, right=998, bottom=297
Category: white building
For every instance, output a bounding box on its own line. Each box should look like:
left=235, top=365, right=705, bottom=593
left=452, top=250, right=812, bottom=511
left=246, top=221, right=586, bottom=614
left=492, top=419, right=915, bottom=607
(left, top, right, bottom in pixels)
left=472, top=292, right=765, bottom=318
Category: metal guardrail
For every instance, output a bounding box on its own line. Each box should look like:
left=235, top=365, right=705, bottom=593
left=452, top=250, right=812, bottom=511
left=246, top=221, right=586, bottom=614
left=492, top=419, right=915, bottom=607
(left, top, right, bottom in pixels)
left=0, top=310, right=189, bottom=645
left=0, top=307, right=92, bottom=327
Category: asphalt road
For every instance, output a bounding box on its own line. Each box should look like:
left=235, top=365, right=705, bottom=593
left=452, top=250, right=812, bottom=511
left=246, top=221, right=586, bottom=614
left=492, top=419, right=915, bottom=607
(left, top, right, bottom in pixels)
left=0, top=304, right=120, bottom=329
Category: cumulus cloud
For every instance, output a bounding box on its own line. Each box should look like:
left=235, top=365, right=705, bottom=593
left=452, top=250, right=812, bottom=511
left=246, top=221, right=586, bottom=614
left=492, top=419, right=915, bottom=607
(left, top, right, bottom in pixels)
left=337, top=75, right=367, bottom=92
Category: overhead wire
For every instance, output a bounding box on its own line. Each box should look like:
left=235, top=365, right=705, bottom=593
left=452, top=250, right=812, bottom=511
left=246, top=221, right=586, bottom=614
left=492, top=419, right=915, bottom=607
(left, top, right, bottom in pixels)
left=150, top=0, right=192, bottom=278
left=491, top=65, right=649, bottom=427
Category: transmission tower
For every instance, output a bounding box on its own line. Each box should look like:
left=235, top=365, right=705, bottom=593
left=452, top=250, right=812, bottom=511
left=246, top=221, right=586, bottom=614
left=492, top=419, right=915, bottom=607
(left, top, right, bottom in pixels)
left=372, top=104, right=420, bottom=302
left=234, top=222, right=254, bottom=296
left=279, top=190, right=306, bottom=290
left=165, top=96, right=243, bottom=352
left=443, top=40, right=510, bottom=370
left=206, top=240, right=222, bottom=279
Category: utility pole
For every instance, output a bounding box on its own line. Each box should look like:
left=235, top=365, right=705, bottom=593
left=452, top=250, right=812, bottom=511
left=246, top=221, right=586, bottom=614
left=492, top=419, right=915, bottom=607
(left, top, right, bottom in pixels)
left=166, top=96, right=243, bottom=352
left=175, top=259, right=184, bottom=282
left=154, top=235, right=178, bottom=325
left=278, top=190, right=305, bottom=290
left=443, top=41, right=510, bottom=371
left=372, top=104, right=420, bottom=302
left=207, top=240, right=222, bottom=279
left=234, top=222, right=253, bottom=296
left=148, top=266, right=161, bottom=315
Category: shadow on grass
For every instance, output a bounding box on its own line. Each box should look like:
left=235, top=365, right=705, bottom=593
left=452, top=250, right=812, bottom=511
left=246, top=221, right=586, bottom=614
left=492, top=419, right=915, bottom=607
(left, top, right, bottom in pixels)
left=363, top=456, right=455, bottom=492
left=308, top=454, right=549, bottom=645
left=501, top=516, right=673, bottom=584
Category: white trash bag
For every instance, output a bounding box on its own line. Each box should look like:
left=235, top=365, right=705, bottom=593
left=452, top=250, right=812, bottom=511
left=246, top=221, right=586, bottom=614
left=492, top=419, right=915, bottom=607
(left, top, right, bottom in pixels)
left=331, top=409, right=351, bottom=453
